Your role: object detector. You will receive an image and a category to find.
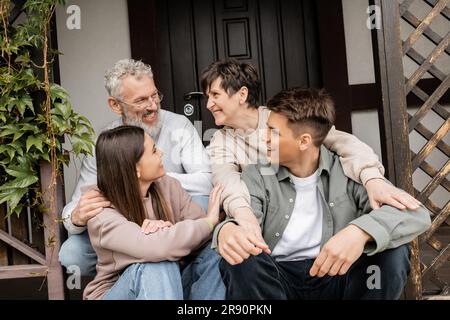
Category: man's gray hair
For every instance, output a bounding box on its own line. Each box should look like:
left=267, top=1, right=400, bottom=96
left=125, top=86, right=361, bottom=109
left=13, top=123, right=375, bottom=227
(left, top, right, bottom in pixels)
left=104, top=59, right=153, bottom=98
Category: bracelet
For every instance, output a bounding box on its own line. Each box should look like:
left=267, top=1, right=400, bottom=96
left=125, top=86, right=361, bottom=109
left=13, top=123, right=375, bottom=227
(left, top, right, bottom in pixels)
left=204, top=219, right=214, bottom=231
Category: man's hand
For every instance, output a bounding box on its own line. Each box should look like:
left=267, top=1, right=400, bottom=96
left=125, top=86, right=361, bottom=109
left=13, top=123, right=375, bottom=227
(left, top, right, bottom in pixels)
left=233, top=207, right=267, bottom=245
left=141, top=219, right=173, bottom=234
left=309, top=225, right=372, bottom=277
left=71, top=190, right=110, bottom=227
left=365, top=178, right=421, bottom=210
left=218, top=222, right=270, bottom=265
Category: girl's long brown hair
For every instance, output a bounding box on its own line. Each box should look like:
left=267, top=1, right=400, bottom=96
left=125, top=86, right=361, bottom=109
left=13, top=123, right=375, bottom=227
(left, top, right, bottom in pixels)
left=96, top=126, right=174, bottom=225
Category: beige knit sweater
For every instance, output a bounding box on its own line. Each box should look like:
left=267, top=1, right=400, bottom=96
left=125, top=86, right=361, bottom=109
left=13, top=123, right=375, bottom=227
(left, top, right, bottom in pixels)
left=83, top=175, right=211, bottom=300
left=206, top=106, right=385, bottom=216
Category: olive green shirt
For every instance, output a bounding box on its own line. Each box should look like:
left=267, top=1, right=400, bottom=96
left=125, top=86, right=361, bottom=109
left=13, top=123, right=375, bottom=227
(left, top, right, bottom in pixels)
left=212, top=146, right=430, bottom=256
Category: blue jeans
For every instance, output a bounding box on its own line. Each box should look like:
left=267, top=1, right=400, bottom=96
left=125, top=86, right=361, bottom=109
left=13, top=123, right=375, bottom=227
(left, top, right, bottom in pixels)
left=104, top=244, right=225, bottom=300
left=59, top=195, right=224, bottom=299
left=59, top=230, right=97, bottom=276
left=181, top=242, right=225, bottom=300
left=220, top=244, right=411, bottom=300
left=103, top=261, right=183, bottom=300
left=59, top=195, right=210, bottom=277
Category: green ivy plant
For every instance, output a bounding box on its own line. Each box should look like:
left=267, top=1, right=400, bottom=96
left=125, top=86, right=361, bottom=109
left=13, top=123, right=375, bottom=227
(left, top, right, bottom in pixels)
left=0, top=0, right=94, bottom=217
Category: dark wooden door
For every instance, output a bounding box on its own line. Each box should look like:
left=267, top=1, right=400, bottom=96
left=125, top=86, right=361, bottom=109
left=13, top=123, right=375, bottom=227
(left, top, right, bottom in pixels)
left=128, top=0, right=321, bottom=144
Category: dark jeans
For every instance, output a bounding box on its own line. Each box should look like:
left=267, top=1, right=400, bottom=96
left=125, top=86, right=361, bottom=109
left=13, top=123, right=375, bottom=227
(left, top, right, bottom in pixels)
left=219, top=244, right=410, bottom=300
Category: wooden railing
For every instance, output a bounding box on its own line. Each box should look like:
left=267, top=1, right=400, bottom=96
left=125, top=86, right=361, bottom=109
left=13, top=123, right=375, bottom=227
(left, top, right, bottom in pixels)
left=0, top=162, right=65, bottom=299
left=375, top=0, right=449, bottom=299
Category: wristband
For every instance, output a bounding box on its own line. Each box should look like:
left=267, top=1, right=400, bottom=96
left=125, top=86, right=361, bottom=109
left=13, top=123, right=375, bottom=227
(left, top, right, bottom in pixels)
left=204, top=219, right=214, bottom=231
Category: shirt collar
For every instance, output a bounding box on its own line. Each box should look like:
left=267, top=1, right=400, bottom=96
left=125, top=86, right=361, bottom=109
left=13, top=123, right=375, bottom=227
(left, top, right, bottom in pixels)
left=317, top=145, right=332, bottom=177
left=275, top=145, right=333, bottom=182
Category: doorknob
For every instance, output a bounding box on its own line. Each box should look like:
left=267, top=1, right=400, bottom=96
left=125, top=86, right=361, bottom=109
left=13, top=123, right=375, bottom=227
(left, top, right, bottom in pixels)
left=184, top=91, right=204, bottom=101
left=184, top=104, right=195, bottom=116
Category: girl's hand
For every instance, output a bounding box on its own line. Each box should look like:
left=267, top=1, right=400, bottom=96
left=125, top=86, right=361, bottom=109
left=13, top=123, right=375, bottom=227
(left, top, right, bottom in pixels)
left=141, top=219, right=173, bottom=235
left=206, top=184, right=224, bottom=227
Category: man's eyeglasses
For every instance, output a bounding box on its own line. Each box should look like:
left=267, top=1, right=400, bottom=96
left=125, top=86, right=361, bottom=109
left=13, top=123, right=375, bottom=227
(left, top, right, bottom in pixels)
left=115, top=90, right=164, bottom=109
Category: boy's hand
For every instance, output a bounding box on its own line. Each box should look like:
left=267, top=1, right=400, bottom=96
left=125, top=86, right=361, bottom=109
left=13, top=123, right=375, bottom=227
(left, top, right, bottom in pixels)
left=309, top=225, right=372, bottom=277
left=218, top=222, right=270, bottom=265
left=233, top=207, right=267, bottom=245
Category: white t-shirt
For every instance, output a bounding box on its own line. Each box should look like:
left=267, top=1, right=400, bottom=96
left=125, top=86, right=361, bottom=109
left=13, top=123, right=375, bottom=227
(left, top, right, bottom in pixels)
left=272, top=170, right=323, bottom=261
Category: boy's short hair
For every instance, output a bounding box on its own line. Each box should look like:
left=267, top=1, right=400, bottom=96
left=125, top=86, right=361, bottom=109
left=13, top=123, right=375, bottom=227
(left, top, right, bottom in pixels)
left=267, top=87, right=335, bottom=146
left=200, top=59, right=261, bottom=108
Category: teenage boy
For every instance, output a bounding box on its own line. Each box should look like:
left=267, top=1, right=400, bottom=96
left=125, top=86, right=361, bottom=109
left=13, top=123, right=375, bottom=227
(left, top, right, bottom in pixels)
left=215, top=88, right=431, bottom=300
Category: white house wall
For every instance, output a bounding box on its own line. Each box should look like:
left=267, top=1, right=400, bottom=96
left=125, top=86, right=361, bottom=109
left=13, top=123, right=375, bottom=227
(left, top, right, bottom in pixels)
left=55, top=0, right=131, bottom=201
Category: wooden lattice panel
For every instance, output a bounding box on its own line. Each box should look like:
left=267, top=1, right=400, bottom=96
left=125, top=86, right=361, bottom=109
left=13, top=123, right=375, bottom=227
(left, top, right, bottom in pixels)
left=399, top=0, right=450, bottom=298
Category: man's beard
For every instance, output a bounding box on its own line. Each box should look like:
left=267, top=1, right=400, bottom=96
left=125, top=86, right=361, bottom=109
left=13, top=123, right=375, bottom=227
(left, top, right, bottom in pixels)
left=122, top=107, right=163, bottom=140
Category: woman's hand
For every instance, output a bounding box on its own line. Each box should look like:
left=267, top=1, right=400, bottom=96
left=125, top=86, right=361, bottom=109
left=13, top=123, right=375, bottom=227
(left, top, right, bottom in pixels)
left=205, top=184, right=224, bottom=227
left=365, top=178, right=421, bottom=210
left=141, top=219, right=173, bottom=235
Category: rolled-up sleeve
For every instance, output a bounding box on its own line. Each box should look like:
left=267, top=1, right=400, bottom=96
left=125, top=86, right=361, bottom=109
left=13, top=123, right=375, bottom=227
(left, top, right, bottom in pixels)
left=350, top=182, right=431, bottom=255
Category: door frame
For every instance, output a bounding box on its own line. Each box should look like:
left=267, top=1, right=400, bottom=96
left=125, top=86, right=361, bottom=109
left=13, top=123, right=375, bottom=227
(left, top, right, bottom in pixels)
left=126, top=0, right=384, bottom=132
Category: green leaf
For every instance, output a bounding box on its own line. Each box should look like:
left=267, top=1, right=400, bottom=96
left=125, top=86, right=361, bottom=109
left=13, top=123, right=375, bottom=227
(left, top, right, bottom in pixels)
left=0, top=96, right=9, bottom=111
left=10, top=204, right=25, bottom=218
left=53, top=102, right=72, bottom=120
left=20, top=122, right=40, bottom=134
left=36, top=114, right=47, bottom=123
left=0, top=145, right=16, bottom=161
left=26, top=135, right=44, bottom=153
left=0, top=175, right=39, bottom=190
left=13, top=131, right=26, bottom=142
left=41, top=152, right=50, bottom=162
left=0, top=188, right=28, bottom=217
left=50, top=84, right=69, bottom=102
left=6, top=96, right=18, bottom=112
left=72, top=120, right=95, bottom=138
left=3, top=156, right=34, bottom=178
left=0, top=124, right=26, bottom=142
left=78, top=115, right=93, bottom=126
left=16, top=95, right=34, bottom=115
left=7, top=148, right=16, bottom=160
left=5, top=167, right=29, bottom=179
left=0, top=125, right=17, bottom=138
left=57, top=152, right=70, bottom=165
left=71, top=134, right=94, bottom=155
left=52, top=114, right=70, bottom=133
left=15, top=52, right=31, bottom=65
left=14, top=142, right=25, bottom=157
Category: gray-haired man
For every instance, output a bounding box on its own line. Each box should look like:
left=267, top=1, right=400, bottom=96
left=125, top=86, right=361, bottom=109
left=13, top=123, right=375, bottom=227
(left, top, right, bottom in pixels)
left=59, top=59, right=215, bottom=286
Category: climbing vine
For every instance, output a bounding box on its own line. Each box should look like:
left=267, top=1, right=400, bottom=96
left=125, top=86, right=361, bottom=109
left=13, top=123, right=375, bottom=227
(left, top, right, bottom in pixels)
left=0, top=0, right=94, bottom=218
